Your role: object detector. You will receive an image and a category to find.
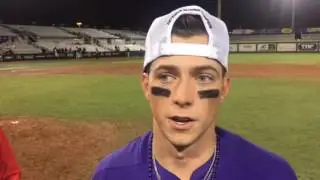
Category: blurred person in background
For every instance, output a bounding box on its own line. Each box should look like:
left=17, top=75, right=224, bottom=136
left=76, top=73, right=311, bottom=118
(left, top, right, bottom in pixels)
left=0, top=128, right=21, bottom=180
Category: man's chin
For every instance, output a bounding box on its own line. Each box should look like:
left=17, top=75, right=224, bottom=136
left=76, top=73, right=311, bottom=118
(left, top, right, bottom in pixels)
left=168, top=135, right=196, bottom=149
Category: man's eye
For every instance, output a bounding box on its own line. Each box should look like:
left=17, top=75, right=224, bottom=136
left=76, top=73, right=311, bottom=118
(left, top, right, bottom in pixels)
left=158, top=73, right=175, bottom=83
left=197, top=74, right=214, bottom=83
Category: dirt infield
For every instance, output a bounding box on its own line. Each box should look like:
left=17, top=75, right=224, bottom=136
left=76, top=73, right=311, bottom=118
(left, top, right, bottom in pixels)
left=1, top=62, right=320, bottom=80
left=0, top=117, right=146, bottom=180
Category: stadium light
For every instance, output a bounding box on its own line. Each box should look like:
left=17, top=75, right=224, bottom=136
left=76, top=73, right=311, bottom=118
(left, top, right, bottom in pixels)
left=279, top=0, right=296, bottom=30
left=76, top=22, right=83, bottom=28
left=217, top=0, right=222, bottom=19
left=291, top=0, right=296, bottom=29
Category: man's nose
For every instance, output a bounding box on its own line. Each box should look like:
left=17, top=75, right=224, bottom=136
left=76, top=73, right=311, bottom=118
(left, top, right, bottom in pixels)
left=172, top=80, right=195, bottom=108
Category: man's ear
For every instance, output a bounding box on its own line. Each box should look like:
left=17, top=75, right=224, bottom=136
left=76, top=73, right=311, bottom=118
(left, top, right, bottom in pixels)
left=141, top=73, right=150, bottom=100
left=220, top=76, right=231, bottom=103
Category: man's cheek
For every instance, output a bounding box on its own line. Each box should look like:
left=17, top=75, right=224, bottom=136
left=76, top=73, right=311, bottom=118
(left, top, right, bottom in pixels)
left=198, top=89, right=220, bottom=99
left=197, top=93, right=220, bottom=119
left=150, top=86, right=221, bottom=99
left=151, top=86, right=171, bottom=97
left=149, top=89, right=169, bottom=113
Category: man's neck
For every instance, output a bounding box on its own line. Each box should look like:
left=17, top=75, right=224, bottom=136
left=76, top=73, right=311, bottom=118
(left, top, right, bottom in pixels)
left=152, top=123, right=216, bottom=179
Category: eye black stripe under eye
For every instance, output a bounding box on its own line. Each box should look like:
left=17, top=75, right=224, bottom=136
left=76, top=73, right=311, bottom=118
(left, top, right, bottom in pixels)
left=151, top=87, right=171, bottom=97
left=198, top=89, right=220, bottom=99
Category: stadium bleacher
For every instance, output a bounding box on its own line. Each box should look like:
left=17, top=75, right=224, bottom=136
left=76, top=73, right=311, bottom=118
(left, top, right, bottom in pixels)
left=0, top=25, right=42, bottom=54
left=3, top=25, right=117, bottom=52
left=1, top=42, right=42, bottom=54
left=62, top=27, right=118, bottom=39
left=10, top=43, right=42, bottom=54
left=3, top=23, right=320, bottom=60
left=103, top=29, right=145, bottom=40
left=6, top=25, right=75, bottom=38
left=36, top=39, right=79, bottom=50
left=97, top=40, right=116, bottom=51
left=0, top=26, right=17, bottom=37
left=1, top=24, right=147, bottom=54
left=122, top=44, right=145, bottom=51
left=36, top=39, right=109, bottom=52
left=301, top=34, right=320, bottom=41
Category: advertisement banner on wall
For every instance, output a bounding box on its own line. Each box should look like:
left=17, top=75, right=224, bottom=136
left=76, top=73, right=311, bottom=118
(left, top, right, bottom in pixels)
left=46, top=54, right=55, bottom=58
left=22, top=55, right=35, bottom=60
left=257, top=43, right=277, bottom=52
left=281, top=28, right=293, bottom=34
left=297, top=43, right=318, bottom=52
left=266, top=29, right=282, bottom=34
left=277, top=43, right=296, bottom=52
left=256, top=29, right=282, bottom=34
left=238, top=44, right=256, bottom=52
left=231, top=29, right=255, bottom=35
left=230, top=44, right=238, bottom=52
left=35, top=55, right=46, bottom=59
left=3, top=55, right=14, bottom=60
left=306, top=28, right=320, bottom=33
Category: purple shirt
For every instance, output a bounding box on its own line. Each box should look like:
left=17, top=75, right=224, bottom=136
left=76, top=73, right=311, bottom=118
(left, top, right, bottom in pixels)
left=93, top=127, right=297, bottom=180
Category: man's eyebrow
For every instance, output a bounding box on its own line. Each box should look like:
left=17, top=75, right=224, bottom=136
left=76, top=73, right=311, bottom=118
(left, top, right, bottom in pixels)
left=153, top=65, right=179, bottom=72
left=191, top=65, right=219, bottom=75
left=151, top=64, right=220, bottom=77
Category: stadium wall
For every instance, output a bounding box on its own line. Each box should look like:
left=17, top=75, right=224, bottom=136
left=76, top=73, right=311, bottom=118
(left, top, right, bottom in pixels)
left=1, top=41, right=320, bottom=62
left=0, top=51, right=144, bottom=62
left=230, top=41, right=320, bottom=53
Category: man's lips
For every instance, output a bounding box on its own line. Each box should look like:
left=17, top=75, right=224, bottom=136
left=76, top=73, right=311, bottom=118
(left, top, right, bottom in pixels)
left=169, top=116, right=196, bottom=123
left=168, top=116, right=196, bottom=130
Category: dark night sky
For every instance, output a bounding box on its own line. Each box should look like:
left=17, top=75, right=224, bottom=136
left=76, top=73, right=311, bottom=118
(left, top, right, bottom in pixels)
left=0, top=0, right=319, bottom=31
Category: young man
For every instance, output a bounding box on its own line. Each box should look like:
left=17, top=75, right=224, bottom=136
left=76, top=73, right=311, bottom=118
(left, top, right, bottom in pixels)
left=92, top=5, right=297, bottom=180
left=0, top=128, right=21, bottom=180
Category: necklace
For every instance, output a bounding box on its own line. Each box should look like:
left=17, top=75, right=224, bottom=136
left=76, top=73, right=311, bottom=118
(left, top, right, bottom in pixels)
left=148, top=133, right=220, bottom=180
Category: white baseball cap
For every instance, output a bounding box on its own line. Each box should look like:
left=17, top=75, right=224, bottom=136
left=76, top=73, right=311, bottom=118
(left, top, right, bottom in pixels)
left=143, top=5, right=230, bottom=72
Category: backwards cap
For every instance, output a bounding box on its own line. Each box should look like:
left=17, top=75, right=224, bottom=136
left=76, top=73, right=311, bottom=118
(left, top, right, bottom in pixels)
left=143, top=5, right=230, bottom=72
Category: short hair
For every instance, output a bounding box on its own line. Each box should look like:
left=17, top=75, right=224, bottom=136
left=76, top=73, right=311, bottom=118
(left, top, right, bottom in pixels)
left=144, top=14, right=227, bottom=76
left=171, top=14, right=208, bottom=37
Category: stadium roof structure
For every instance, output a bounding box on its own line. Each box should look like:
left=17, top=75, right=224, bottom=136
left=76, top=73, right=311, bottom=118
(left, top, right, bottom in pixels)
left=0, top=25, right=17, bottom=37
left=62, top=27, right=119, bottom=39
left=103, top=29, right=146, bottom=40
left=5, top=24, right=76, bottom=38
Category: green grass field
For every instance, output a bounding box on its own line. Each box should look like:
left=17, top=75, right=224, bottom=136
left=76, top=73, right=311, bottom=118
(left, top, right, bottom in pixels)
left=1, top=53, right=320, bottom=180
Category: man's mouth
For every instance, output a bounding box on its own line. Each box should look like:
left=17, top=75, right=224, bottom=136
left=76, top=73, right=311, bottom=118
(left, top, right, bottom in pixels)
left=169, top=116, right=195, bottom=123
left=168, top=116, right=196, bottom=129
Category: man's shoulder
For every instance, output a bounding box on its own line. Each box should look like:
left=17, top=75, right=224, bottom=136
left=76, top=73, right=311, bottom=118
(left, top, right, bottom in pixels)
left=219, top=128, right=297, bottom=179
left=92, top=131, right=151, bottom=177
